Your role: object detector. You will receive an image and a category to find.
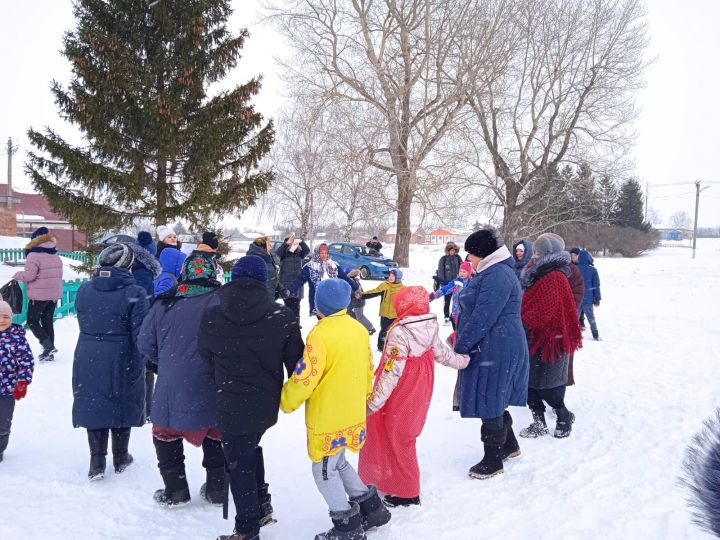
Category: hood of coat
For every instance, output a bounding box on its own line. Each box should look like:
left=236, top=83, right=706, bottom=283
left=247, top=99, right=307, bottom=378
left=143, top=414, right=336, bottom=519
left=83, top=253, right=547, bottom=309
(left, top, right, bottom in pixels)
left=24, top=234, right=58, bottom=254
left=218, top=277, right=274, bottom=325
left=578, top=250, right=594, bottom=266
left=159, top=247, right=186, bottom=277
left=129, top=243, right=162, bottom=278
left=512, top=240, right=533, bottom=269
left=92, top=266, right=137, bottom=291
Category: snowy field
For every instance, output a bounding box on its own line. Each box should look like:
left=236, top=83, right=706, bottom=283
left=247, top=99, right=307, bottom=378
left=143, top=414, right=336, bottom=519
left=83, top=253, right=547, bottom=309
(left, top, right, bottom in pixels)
left=1, top=240, right=719, bottom=539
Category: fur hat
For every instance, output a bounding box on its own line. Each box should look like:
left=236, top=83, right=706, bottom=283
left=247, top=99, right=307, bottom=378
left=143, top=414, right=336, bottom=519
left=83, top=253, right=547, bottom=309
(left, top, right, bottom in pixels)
left=201, top=231, right=219, bottom=250
left=459, top=261, right=473, bottom=275
left=445, top=241, right=459, bottom=254
left=390, top=269, right=403, bottom=282
left=569, top=247, right=581, bottom=255
left=231, top=255, right=268, bottom=283
left=533, top=233, right=566, bottom=257
left=98, top=243, right=135, bottom=269
left=156, top=225, right=175, bottom=243
left=31, top=227, right=49, bottom=239
left=464, top=226, right=503, bottom=258
left=0, top=300, right=13, bottom=318
left=315, top=278, right=351, bottom=316
left=137, top=231, right=157, bottom=256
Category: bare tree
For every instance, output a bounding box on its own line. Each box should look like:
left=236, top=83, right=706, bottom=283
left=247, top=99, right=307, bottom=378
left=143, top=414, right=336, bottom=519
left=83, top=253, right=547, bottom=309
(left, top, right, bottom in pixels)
left=465, top=0, right=649, bottom=243
left=669, top=210, right=692, bottom=229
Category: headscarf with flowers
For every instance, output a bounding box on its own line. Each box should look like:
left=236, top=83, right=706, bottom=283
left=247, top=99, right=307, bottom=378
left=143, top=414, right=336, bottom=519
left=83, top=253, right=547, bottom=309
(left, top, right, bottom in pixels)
left=175, top=253, right=221, bottom=298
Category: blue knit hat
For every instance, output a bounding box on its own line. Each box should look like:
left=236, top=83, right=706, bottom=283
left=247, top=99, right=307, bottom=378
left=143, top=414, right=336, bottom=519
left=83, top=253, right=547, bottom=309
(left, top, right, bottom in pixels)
left=232, top=255, right=267, bottom=283
left=315, top=279, right=351, bottom=316
left=390, top=269, right=403, bottom=282
left=569, top=247, right=581, bottom=255
left=31, top=226, right=49, bottom=239
left=137, top=231, right=157, bottom=256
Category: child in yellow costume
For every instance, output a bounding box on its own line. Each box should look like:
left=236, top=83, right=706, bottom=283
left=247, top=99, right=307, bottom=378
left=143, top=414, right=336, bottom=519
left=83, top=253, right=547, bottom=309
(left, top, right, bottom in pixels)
left=281, top=279, right=391, bottom=540
left=362, top=269, right=405, bottom=352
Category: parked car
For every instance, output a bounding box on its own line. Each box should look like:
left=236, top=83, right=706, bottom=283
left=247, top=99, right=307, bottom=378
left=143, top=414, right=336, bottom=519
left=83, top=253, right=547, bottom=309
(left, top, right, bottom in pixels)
left=327, top=242, right=398, bottom=280
left=92, top=233, right=136, bottom=250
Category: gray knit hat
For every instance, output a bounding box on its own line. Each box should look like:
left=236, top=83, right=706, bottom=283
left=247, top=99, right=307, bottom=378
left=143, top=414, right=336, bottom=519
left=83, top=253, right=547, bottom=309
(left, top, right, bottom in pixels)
left=533, top=233, right=566, bottom=257
left=98, top=243, right=135, bottom=269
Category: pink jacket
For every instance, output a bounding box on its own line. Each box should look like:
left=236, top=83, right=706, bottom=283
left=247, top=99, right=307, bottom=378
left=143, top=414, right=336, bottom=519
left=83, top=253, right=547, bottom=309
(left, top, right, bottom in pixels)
left=367, top=313, right=469, bottom=412
left=13, top=235, right=63, bottom=301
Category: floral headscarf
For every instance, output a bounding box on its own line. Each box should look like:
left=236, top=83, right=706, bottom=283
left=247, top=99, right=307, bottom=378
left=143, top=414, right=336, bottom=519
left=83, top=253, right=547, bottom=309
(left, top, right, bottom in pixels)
left=175, top=253, right=221, bottom=298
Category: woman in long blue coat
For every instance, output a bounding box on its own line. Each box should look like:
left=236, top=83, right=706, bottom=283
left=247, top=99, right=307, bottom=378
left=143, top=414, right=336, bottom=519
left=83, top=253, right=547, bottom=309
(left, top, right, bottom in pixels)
left=72, top=243, right=149, bottom=481
left=454, top=226, right=529, bottom=480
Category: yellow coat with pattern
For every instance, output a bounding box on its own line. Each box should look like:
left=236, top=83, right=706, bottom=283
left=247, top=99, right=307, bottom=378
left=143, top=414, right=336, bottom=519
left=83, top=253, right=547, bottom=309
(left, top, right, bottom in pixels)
left=280, top=309, right=375, bottom=462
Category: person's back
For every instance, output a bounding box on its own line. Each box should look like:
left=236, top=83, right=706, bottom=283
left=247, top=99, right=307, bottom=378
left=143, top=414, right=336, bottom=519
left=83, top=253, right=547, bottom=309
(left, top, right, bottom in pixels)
left=577, top=250, right=601, bottom=304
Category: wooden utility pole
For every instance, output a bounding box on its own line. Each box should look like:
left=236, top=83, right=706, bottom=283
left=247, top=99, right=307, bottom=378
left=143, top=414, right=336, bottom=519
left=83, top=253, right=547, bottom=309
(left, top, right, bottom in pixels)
left=6, top=137, right=17, bottom=207
left=692, top=181, right=711, bottom=259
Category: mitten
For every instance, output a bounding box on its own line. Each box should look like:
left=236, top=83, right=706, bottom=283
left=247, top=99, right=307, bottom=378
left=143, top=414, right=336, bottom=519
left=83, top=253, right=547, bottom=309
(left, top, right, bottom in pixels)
left=428, top=292, right=436, bottom=301
left=594, top=300, right=600, bottom=307
left=13, top=380, right=28, bottom=400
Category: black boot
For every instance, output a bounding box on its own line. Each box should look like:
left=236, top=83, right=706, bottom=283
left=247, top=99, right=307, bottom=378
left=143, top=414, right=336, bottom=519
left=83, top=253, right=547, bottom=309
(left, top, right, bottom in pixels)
left=592, top=330, right=600, bottom=341
left=468, top=424, right=506, bottom=480
left=554, top=407, right=576, bottom=438
left=519, top=409, right=549, bottom=438
left=153, top=465, right=191, bottom=506
left=350, top=485, right=391, bottom=530
left=258, top=482, right=276, bottom=527
left=111, top=428, right=133, bottom=473
left=501, top=410, right=521, bottom=461
left=383, top=495, right=420, bottom=507
left=314, top=502, right=366, bottom=540
left=87, top=429, right=108, bottom=481
left=200, top=467, right=225, bottom=506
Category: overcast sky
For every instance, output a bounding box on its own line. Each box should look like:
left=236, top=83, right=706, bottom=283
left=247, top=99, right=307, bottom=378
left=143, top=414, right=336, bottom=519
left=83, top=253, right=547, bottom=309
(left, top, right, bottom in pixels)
left=1, top=0, right=719, bottom=228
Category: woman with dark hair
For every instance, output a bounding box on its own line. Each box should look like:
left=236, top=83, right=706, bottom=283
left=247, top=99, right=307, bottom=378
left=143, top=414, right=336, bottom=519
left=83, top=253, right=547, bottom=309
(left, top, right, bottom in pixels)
left=454, top=226, right=529, bottom=480
left=519, top=233, right=583, bottom=439
left=247, top=236, right=282, bottom=300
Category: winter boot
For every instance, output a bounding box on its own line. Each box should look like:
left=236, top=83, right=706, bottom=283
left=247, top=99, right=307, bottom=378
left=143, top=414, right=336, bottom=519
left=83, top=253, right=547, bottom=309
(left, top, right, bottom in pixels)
left=519, top=410, right=549, bottom=438
left=554, top=407, right=576, bottom=439
left=111, top=428, right=133, bottom=473
left=350, top=485, right=391, bottom=530
left=200, top=467, right=225, bottom=506
left=87, top=429, right=109, bottom=481
left=154, top=464, right=191, bottom=507
left=383, top=495, right=420, bottom=507
left=468, top=424, right=506, bottom=480
left=592, top=330, right=600, bottom=341
left=314, top=502, right=366, bottom=540
left=501, top=411, right=521, bottom=461
left=217, top=530, right=259, bottom=540
left=258, top=482, right=276, bottom=527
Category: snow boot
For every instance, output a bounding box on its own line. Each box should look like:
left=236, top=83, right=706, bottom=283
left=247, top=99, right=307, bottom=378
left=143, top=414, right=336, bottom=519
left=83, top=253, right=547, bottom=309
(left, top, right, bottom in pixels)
left=383, top=495, right=420, bottom=507
left=200, top=467, right=225, bottom=506
left=314, top=502, right=366, bottom=540
left=468, top=424, right=506, bottom=479
left=501, top=411, right=521, bottom=461
left=217, top=530, right=259, bottom=540
left=519, top=410, right=549, bottom=438
left=351, top=485, right=391, bottom=530
left=154, top=464, right=191, bottom=507
left=592, top=330, right=600, bottom=341
left=111, top=428, right=133, bottom=473
left=258, top=482, right=276, bottom=527
left=554, top=407, right=575, bottom=439
left=87, top=429, right=108, bottom=480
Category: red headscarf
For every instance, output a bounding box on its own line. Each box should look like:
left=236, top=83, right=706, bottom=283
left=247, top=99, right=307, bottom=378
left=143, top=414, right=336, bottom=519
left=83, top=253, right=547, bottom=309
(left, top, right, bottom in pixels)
left=392, top=286, right=430, bottom=320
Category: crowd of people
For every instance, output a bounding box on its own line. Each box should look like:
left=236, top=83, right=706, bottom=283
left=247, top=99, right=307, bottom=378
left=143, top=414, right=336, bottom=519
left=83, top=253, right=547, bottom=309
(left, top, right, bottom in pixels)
left=0, top=224, right=603, bottom=540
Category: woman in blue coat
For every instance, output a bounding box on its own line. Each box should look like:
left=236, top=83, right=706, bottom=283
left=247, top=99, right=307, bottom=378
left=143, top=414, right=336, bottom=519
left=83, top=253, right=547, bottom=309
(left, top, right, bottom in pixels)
left=138, top=252, right=222, bottom=507
left=454, top=226, right=529, bottom=480
left=72, top=243, right=150, bottom=481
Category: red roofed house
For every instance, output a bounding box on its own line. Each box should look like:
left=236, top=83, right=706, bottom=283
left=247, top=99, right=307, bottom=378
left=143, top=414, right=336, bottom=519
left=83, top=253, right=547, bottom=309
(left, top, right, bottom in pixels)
left=428, top=228, right=454, bottom=244
left=0, top=185, right=86, bottom=251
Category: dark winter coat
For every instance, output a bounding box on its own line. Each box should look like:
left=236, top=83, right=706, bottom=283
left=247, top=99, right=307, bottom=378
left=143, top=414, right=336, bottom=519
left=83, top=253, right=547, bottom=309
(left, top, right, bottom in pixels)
left=129, top=244, right=162, bottom=298
left=577, top=250, right=601, bottom=305
left=198, top=277, right=305, bottom=435
left=568, top=263, right=585, bottom=311
left=276, top=239, right=310, bottom=299
left=247, top=243, right=280, bottom=300
left=512, top=240, right=534, bottom=279
left=366, top=240, right=383, bottom=251
left=437, top=253, right=462, bottom=285
left=72, top=267, right=149, bottom=429
left=454, top=257, right=529, bottom=419
left=138, top=290, right=220, bottom=431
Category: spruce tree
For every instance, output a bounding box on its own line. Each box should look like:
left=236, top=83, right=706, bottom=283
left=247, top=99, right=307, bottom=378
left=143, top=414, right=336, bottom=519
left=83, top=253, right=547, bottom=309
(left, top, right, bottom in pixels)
left=26, top=0, right=274, bottom=233
left=611, top=178, right=649, bottom=231
left=596, top=175, right=618, bottom=225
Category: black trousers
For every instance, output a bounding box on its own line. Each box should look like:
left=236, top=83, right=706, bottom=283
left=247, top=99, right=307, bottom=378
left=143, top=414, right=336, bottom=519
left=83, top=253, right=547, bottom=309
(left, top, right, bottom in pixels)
left=0, top=395, right=16, bottom=457
left=443, top=294, right=452, bottom=319
left=527, top=386, right=566, bottom=413
left=26, top=300, right=56, bottom=349
left=222, top=432, right=266, bottom=535
left=145, top=370, right=155, bottom=419
left=283, top=297, right=301, bottom=319
left=378, top=317, right=395, bottom=351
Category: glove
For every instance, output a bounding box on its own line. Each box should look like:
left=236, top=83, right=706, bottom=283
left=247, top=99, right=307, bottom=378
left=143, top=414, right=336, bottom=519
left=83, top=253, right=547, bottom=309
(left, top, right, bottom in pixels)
left=594, top=300, right=600, bottom=307
left=428, top=292, right=436, bottom=301
left=13, top=380, right=29, bottom=400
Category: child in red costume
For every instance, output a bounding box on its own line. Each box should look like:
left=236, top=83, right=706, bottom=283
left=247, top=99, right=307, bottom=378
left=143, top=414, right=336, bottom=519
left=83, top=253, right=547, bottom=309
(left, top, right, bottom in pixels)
left=358, top=286, right=469, bottom=507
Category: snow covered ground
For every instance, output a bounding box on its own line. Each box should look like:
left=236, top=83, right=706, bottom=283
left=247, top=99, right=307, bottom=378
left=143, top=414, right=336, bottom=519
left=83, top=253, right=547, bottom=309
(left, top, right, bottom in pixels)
left=1, top=240, right=719, bottom=539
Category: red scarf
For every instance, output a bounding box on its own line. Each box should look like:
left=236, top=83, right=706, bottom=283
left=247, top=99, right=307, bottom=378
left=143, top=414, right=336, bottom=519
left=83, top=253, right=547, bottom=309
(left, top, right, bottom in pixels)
left=521, top=270, right=582, bottom=363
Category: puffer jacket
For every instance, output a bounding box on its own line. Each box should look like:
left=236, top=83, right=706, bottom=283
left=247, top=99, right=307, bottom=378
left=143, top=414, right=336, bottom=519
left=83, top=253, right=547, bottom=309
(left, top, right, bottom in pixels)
left=577, top=250, right=601, bottom=305
left=0, top=324, right=34, bottom=397
left=362, top=281, right=406, bottom=318
left=367, top=314, right=469, bottom=412
left=13, top=234, right=63, bottom=301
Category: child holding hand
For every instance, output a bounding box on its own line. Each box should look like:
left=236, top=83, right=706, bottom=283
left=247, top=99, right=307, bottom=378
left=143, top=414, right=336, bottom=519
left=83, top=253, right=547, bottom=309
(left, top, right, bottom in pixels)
left=362, top=269, right=405, bottom=352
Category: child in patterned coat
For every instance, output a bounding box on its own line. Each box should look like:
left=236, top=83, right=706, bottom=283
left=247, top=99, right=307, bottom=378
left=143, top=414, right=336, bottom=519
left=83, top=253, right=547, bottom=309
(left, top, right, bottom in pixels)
left=0, top=300, right=35, bottom=462
left=429, top=261, right=472, bottom=330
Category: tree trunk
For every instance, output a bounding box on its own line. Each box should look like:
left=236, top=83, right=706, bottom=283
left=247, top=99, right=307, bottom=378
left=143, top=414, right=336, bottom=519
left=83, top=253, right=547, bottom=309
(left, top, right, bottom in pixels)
left=501, top=180, right=521, bottom=246
left=393, top=170, right=412, bottom=266
left=155, top=158, right=167, bottom=227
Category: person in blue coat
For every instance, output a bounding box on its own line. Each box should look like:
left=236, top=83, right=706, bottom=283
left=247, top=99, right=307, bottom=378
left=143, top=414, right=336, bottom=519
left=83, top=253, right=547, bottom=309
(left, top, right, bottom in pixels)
left=72, top=243, right=149, bottom=481
left=133, top=231, right=162, bottom=297
left=138, top=251, right=223, bottom=507
left=511, top=239, right=533, bottom=279
left=576, top=249, right=601, bottom=340
left=454, top=226, right=529, bottom=480
left=153, top=247, right=187, bottom=298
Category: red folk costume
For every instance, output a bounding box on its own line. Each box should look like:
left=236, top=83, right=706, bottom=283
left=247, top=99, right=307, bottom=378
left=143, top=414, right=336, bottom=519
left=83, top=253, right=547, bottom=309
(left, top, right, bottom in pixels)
left=359, top=286, right=468, bottom=498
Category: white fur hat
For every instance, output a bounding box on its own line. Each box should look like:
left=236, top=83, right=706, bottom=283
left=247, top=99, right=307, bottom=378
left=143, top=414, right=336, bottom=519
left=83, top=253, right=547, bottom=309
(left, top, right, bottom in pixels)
left=156, top=225, right=175, bottom=242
